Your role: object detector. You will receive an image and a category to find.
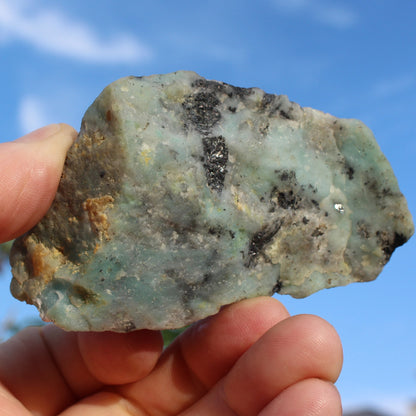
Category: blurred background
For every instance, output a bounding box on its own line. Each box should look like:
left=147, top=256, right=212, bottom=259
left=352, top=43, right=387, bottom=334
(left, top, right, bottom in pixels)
left=0, top=1, right=415, bottom=414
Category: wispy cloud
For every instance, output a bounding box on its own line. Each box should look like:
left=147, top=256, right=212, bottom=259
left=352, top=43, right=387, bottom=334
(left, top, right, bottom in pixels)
left=371, top=74, right=416, bottom=98
left=18, top=95, right=51, bottom=134
left=272, top=0, right=358, bottom=29
left=0, top=0, right=152, bottom=63
left=343, top=394, right=410, bottom=416
left=166, top=33, right=247, bottom=64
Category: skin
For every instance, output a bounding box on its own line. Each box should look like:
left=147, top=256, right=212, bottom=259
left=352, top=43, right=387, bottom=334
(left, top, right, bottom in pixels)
left=0, top=124, right=343, bottom=415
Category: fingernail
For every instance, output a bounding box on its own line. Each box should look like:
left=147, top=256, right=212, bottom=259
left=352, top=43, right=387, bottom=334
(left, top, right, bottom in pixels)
left=16, top=124, right=62, bottom=144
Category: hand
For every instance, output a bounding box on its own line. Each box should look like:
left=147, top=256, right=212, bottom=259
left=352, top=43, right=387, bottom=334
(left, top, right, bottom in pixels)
left=0, top=125, right=343, bottom=415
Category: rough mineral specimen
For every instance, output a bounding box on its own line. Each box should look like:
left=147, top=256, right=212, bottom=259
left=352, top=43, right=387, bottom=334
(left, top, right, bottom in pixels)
left=10, top=71, right=414, bottom=331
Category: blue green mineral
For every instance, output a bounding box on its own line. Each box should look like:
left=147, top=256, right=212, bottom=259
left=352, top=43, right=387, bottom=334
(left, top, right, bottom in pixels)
left=10, top=71, right=414, bottom=331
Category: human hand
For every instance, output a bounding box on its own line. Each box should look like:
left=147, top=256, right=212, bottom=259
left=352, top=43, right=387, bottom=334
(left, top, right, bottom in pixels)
left=0, top=125, right=343, bottom=415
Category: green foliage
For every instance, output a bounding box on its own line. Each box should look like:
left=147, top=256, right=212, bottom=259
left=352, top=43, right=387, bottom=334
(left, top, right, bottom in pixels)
left=0, top=317, right=45, bottom=342
left=162, top=326, right=188, bottom=347
left=0, top=241, right=12, bottom=268
left=0, top=241, right=12, bottom=255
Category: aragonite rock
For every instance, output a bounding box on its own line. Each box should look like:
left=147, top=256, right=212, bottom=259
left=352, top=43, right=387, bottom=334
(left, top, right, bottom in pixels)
left=10, top=71, right=414, bottom=331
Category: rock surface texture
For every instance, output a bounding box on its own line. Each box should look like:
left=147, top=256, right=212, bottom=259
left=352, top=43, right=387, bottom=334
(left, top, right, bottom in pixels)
left=10, top=71, right=414, bottom=331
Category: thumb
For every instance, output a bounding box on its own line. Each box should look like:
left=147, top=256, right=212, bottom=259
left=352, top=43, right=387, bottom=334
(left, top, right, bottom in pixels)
left=0, top=124, right=77, bottom=243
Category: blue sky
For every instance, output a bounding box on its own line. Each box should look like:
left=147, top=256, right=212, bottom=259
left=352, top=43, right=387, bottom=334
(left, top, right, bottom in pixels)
left=0, top=0, right=415, bottom=414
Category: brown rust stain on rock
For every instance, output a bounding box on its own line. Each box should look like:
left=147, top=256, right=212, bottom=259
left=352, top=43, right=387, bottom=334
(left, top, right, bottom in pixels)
left=31, top=244, right=53, bottom=278
left=18, top=236, right=65, bottom=285
left=82, top=195, right=115, bottom=241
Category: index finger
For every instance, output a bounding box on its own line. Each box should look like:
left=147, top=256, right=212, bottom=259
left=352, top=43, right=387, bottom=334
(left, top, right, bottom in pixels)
left=0, top=124, right=76, bottom=243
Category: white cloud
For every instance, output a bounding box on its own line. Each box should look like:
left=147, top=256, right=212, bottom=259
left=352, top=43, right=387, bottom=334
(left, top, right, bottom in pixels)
left=272, top=0, right=358, bottom=29
left=18, top=96, right=50, bottom=134
left=0, top=0, right=152, bottom=63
